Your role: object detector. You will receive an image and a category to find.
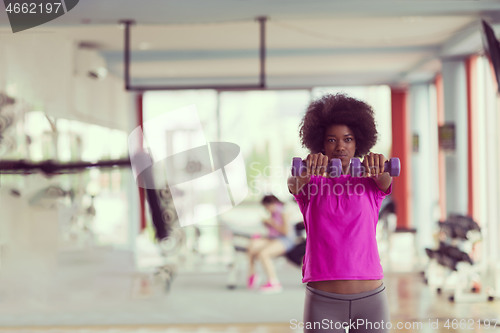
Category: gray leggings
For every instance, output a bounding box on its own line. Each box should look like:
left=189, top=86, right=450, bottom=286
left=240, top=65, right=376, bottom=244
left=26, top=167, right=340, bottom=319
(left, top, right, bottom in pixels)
left=303, top=283, right=390, bottom=333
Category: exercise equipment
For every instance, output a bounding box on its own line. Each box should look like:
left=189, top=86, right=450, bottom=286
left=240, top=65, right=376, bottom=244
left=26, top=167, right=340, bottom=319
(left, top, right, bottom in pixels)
left=349, top=157, right=400, bottom=177
left=425, top=242, right=473, bottom=272
left=423, top=215, right=494, bottom=302
left=0, top=158, right=131, bottom=175
left=1, top=153, right=183, bottom=295
left=291, top=157, right=400, bottom=177
left=291, top=157, right=342, bottom=177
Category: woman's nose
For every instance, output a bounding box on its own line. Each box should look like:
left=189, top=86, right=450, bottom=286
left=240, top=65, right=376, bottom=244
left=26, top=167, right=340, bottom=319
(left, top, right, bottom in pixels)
left=335, top=141, right=345, bottom=150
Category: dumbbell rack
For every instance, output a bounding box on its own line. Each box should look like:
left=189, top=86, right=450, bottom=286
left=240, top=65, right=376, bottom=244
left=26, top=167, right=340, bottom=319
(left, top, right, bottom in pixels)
left=424, top=215, right=495, bottom=302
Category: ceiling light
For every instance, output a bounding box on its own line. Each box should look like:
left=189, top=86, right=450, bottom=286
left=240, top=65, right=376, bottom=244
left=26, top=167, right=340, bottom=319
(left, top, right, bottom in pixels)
left=88, top=67, right=108, bottom=80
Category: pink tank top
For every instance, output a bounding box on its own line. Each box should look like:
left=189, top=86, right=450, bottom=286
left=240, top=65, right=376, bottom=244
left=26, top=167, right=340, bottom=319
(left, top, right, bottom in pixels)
left=267, top=203, right=284, bottom=238
left=293, top=175, right=392, bottom=283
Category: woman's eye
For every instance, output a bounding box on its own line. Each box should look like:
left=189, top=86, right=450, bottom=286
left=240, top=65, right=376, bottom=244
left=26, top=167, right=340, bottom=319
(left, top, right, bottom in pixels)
left=345, top=138, right=352, bottom=142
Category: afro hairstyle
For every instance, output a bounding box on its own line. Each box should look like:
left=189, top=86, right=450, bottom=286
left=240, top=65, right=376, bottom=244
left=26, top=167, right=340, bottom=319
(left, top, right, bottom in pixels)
left=298, top=93, right=378, bottom=157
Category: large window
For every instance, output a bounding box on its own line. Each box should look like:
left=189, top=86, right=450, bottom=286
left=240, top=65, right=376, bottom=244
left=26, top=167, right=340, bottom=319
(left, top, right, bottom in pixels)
left=219, top=90, right=311, bottom=201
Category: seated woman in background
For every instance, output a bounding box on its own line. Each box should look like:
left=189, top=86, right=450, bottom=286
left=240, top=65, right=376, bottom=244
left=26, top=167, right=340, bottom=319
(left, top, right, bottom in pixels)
left=247, top=194, right=295, bottom=293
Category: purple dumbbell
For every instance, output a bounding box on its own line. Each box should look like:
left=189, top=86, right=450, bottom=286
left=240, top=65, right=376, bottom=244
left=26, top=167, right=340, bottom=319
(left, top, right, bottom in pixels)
left=349, top=157, right=400, bottom=177
left=385, top=157, right=401, bottom=176
left=291, top=157, right=343, bottom=177
left=349, top=158, right=364, bottom=177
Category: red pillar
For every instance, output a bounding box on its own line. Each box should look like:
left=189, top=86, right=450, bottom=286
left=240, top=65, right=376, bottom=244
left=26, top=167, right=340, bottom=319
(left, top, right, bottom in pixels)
left=390, top=87, right=412, bottom=229
left=434, top=74, right=447, bottom=221
left=466, top=56, right=479, bottom=222
left=137, top=92, right=147, bottom=231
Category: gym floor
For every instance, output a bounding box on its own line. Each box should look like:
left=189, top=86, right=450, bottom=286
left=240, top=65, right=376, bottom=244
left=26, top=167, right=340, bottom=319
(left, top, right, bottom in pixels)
left=1, top=234, right=499, bottom=333
left=1, top=269, right=499, bottom=333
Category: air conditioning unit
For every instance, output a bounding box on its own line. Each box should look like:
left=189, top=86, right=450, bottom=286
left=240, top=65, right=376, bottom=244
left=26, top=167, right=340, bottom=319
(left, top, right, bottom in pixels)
left=75, top=42, right=108, bottom=80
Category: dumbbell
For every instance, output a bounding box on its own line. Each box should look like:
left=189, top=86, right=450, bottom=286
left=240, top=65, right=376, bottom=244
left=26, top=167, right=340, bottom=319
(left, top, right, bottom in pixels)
left=291, top=157, right=400, bottom=177
left=291, top=157, right=342, bottom=177
left=348, top=157, right=400, bottom=177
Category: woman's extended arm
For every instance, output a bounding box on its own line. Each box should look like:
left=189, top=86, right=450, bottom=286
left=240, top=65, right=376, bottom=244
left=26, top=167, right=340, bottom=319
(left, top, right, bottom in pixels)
left=287, top=176, right=310, bottom=195
left=372, top=172, right=392, bottom=193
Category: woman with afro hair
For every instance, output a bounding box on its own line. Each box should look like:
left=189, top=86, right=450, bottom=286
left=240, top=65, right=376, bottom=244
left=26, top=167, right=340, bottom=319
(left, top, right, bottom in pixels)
left=288, top=94, right=392, bottom=333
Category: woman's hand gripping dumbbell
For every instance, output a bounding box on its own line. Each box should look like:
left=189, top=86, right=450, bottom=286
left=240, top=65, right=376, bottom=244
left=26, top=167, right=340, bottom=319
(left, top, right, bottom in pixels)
left=350, top=154, right=400, bottom=177
left=291, top=154, right=400, bottom=178
left=288, top=153, right=338, bottom=194
left=291, top=153, right=343, bottom=178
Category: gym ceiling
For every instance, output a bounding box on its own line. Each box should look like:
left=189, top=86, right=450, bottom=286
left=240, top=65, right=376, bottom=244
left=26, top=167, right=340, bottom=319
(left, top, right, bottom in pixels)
left=1, top=0, right=500, bottom=88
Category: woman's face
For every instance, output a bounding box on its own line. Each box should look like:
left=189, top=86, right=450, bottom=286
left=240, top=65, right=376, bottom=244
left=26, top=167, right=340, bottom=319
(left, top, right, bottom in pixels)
left=323, top=124, right=357, bottom=171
